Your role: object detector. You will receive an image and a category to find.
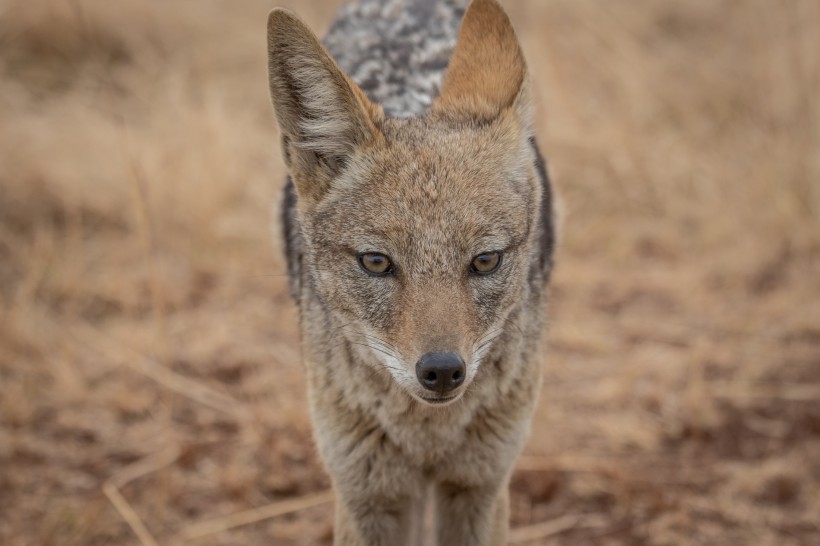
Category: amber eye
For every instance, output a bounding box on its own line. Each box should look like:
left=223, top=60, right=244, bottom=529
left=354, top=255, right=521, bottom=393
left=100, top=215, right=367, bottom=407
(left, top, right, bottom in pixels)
left=358, top=252, right=393, bottom=276
left=470, top=251, right=502, bottom=275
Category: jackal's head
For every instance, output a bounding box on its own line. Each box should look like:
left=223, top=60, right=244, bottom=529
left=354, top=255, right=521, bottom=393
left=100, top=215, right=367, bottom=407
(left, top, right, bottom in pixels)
left=268, top=0, right=544, bottom=406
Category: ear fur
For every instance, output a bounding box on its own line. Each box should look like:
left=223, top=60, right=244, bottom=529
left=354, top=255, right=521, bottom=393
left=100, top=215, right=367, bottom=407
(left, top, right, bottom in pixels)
left=267, top=8, right=383, bottom=204
left=433, top=0, right=531, bottom=126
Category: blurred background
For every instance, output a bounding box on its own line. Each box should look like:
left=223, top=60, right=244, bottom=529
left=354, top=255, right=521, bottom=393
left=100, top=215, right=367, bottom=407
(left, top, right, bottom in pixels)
left=1, top=0, right=819, bottom=544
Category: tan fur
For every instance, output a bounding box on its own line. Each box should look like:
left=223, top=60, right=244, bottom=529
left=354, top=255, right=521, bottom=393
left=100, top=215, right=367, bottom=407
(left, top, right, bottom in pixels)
left=432, top=0, right=530, bottom=125
left=267, top=8, right=384, bottom=206
left=267, top=2, right=551, bottom=545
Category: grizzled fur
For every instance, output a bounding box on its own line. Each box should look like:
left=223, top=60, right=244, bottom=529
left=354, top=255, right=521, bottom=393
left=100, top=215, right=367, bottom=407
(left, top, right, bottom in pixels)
left=268, top=1, right=554, bottom=544
left=324, top=0, right=466, bottom=117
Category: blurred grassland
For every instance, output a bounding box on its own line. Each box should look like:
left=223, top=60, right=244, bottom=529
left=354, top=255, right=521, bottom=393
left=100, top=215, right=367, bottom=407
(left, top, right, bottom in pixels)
left=1, top=0, right=819, bottom=545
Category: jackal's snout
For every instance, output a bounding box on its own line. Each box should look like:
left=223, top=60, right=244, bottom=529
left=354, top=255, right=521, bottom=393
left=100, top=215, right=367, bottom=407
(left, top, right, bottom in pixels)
left=415, top=352, right=465, bottom=395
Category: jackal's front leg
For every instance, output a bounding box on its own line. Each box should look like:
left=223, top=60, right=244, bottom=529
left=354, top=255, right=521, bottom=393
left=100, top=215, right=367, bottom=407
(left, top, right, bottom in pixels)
left=320, top=422, right=424, bottom=546
left=333, top=494, right=422, bottom=546
left=435, top=483, right=510, bottom=546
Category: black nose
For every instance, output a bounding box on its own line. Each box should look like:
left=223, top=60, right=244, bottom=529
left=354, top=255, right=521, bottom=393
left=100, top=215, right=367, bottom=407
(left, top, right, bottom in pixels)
left=415, top=352, right=466, bottom=394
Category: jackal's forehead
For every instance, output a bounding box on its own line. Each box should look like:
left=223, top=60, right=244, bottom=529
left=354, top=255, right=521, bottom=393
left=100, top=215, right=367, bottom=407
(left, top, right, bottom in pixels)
left=309, top=121, right=534, bottom=271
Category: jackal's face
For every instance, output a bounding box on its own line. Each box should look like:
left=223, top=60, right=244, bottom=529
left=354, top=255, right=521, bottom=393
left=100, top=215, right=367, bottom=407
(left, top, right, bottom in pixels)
left=268, top=0, right=540, bottom=405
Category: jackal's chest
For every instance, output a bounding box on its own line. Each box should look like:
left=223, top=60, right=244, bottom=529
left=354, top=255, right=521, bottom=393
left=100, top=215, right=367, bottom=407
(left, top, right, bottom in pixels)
left=376, top=386, right=529, bottom=469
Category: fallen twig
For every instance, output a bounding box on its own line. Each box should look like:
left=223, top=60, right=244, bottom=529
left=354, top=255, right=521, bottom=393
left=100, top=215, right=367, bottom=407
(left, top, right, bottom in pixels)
left=709, top=383, right=820, bottom=402
left=69, top=322, right=257, bottom=436
left=171, top=489, right=334, bottom=543
left=509, top=514, right=608, bottom=543
left=102, top=446, right=181, bottom=546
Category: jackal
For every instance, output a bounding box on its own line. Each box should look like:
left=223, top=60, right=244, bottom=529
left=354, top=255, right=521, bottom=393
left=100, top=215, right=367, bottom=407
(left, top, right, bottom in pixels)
left=267, top=0, right=554, bottom=544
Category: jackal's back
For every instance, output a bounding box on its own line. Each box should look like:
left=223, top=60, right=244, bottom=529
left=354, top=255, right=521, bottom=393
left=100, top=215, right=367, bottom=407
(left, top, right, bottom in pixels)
left=324, top=0, right=468, bottom=117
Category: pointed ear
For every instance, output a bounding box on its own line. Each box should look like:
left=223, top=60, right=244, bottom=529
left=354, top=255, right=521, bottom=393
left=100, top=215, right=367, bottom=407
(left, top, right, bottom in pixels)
left=267, top=9, right=383, bottom=205
left=432, top=0, right=531, bottom=126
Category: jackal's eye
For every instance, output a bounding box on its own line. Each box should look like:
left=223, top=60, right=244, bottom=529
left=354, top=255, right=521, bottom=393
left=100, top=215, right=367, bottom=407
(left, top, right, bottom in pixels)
left=358, top=252, right=393, bottom=276
left=470, top=251, right=502, bottom=275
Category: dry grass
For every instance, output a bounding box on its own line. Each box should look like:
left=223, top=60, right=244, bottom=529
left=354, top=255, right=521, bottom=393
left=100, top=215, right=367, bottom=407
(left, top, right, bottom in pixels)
left=1, top=0, right=819, bottom=544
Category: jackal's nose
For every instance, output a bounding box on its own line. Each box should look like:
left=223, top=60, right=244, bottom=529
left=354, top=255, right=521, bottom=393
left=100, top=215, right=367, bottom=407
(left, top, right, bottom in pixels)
left=415, top=352, right=466, bottom=394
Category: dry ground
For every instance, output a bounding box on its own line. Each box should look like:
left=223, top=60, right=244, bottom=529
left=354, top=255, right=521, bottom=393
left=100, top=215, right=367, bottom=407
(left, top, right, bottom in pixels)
left=1, top=0, right=819, bottom=544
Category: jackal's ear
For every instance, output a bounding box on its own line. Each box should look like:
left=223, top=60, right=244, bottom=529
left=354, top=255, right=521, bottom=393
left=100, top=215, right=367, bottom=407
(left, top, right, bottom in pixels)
left=433, top=0, right=531, bottom=127
left=267, top=9, right=383, bottom=205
